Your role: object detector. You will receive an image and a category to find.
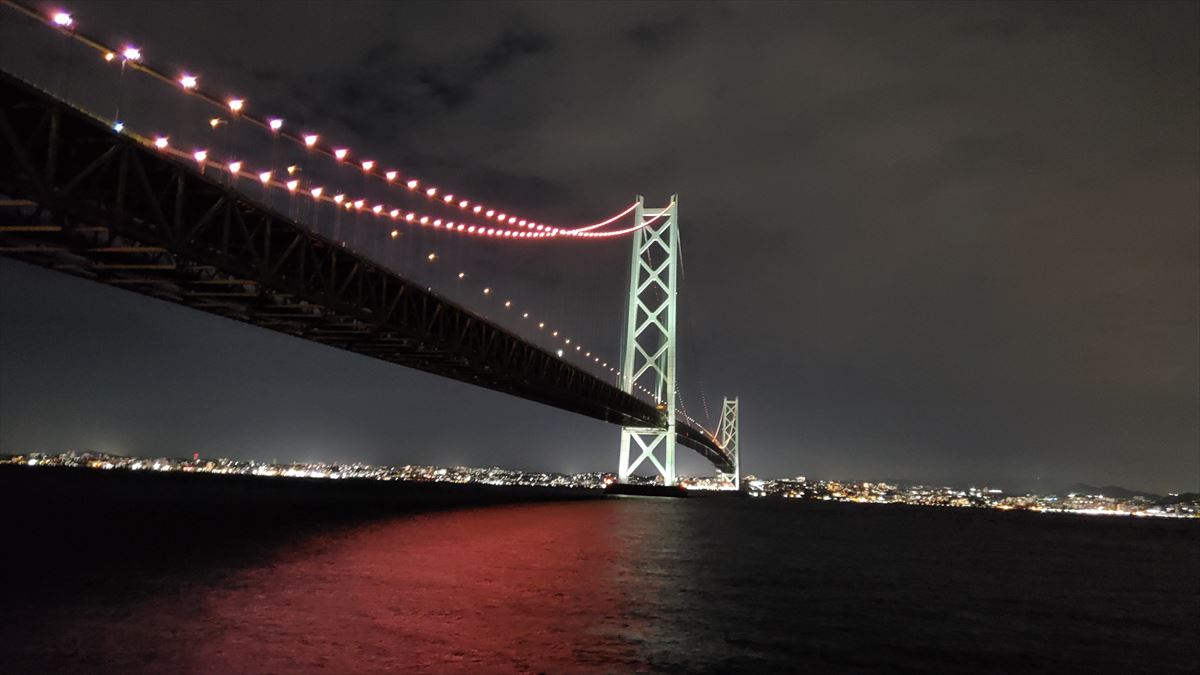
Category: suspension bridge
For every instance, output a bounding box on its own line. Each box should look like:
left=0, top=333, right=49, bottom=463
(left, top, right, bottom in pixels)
left=0, top=2, right=740, bottom=487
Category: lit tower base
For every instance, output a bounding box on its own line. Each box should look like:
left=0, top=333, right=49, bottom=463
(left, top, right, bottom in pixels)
left=618, top=195, right=679, bottom=486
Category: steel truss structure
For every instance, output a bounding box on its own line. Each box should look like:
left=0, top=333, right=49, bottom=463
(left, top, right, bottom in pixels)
left=618, top=195, right=682, bottom=484
left=717, top=397, right=740, bottom=489
left=0, top=71, right=734, bottom=471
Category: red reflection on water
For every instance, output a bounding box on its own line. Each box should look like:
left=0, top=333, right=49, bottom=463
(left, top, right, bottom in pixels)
left=168, top=501, right=636, bottom=673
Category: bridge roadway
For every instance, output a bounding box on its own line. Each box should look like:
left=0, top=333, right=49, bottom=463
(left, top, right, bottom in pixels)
left=0, top=71, right=733, bottom=472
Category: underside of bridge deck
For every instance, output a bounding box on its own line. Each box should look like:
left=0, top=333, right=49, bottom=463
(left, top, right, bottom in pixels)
left=0, top=70, right=734, bottom=473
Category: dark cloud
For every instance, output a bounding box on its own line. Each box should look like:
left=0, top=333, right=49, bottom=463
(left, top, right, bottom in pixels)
left=415, top=29, right=553, bottom=109
left=627, top=13, right=694, bottom=51
left=0, top=0, right=1195, bottom=493
left=478, top=31, right=553, bottom=75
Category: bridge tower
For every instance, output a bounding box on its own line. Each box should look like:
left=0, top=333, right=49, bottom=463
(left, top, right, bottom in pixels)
left=717, top=397, right=740, bottom=490
left=618, top=195, right=680, bottom=485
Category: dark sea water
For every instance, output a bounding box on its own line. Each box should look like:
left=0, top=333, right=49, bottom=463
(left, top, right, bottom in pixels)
left=2, top=488, right=1198, bottom=674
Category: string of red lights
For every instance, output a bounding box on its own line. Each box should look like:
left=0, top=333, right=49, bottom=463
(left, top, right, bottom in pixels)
left=7, top=1, right=649, bottom=242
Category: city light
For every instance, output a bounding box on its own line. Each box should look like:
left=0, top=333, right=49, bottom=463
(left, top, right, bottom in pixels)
left=193, top=149, right=207, bottom=163
left=334, top=148, right=348, bottom=160
left=11, top=448, right=1198, bottom=518
left=228, top=98, right=244, bottom=112
left=228, top=160, right=242, bottom=174
left=179, top=74, right=198, bottom=89
left=258, top=171, right=272, bottom=184
left=51, top=11, right=72, bottom=27
left=304, top=134, right=319, bottom=147
left=122, top=46, right=141, bottom=61
left=154, top=136, right=168, bottom=149
left=268, top=118, right=283, bottom=131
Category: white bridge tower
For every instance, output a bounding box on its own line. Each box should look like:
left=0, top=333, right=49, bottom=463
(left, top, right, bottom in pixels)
left=616, top=195, right=740, bottom=487
left=717, top=396, right=740, bottom=489
left=618, top=195, right=680, bottom=485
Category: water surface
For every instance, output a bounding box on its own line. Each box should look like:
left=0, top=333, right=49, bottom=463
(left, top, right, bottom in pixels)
left=2, top=496, right=1197, bottom=673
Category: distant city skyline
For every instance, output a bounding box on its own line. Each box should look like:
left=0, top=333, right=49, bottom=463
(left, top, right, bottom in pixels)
left=8, top=450, right=1196, bottom=519
left=6, top=446, right=1195, bottom=502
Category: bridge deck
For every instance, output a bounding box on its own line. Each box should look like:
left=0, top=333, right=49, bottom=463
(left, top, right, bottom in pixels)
left=0, top=70, right=733, bottom=472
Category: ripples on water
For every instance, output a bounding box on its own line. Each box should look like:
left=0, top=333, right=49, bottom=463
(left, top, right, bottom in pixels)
left=2, top=495, right=1197, bottom=673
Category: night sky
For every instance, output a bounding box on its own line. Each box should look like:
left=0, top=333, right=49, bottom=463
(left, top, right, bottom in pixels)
left=0, top=1, right=1196, bottom=494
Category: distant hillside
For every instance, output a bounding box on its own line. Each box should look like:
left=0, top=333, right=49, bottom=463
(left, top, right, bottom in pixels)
left=1057, top=483, right=1161, bottom=500
left=1156, top=493, right=1200, bottom=506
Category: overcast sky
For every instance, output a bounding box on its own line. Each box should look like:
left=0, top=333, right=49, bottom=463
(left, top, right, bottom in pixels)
left=0, top=1, right=1196, bottom=493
